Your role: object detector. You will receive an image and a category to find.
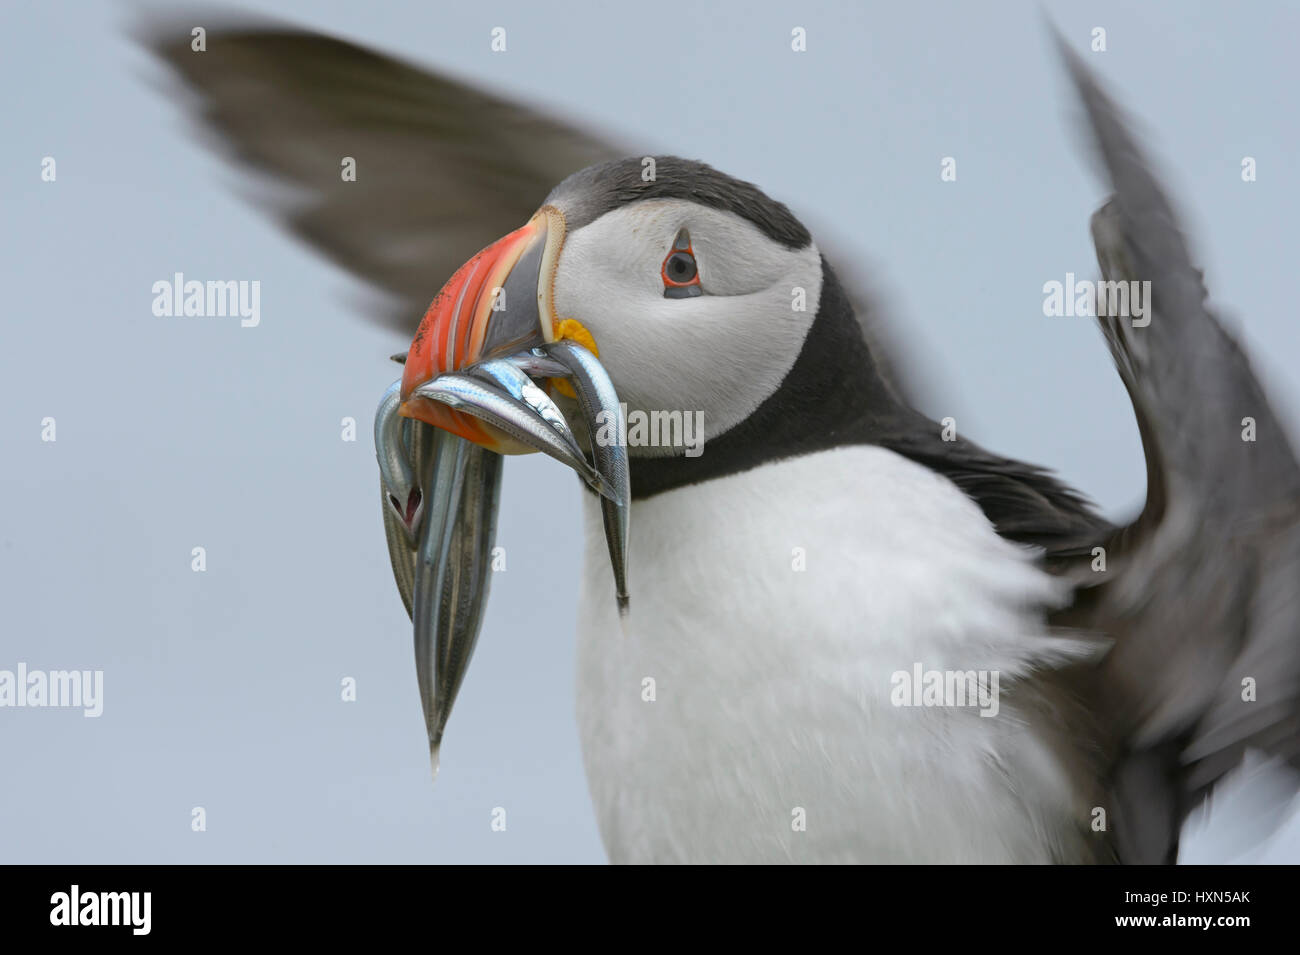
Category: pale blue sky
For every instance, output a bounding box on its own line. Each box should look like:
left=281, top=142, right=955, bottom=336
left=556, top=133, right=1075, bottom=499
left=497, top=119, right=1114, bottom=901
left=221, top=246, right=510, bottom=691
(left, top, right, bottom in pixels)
left=2, top=0, right=1297, bottom=862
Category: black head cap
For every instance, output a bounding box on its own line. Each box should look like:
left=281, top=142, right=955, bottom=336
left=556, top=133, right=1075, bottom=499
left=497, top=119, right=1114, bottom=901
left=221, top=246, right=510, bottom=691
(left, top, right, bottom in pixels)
left=545, top=156, right=812, bottom=250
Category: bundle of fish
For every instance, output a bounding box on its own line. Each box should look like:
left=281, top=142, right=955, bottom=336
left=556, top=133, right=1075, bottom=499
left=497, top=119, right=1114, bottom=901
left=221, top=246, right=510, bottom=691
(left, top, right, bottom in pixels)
left=374, top=338, right=628, bottom=774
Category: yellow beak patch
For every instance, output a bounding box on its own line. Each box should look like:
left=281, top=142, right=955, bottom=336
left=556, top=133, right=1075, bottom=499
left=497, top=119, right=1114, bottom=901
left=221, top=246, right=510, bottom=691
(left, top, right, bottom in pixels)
left=550, top=318, right=598, bottom=399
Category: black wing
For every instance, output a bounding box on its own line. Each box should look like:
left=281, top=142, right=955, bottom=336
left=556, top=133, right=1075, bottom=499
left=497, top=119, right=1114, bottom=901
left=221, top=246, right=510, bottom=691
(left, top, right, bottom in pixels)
left=1058, top=36, right=1300, bottom=864
left=140, top=14, right=623, bottom=334
left=139, top=13, right=927, bottom=407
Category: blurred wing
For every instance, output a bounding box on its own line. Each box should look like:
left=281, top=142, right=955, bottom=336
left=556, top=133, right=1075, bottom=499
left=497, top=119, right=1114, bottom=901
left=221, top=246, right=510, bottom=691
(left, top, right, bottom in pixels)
left=141, top=14, right=926, bottom=404
left=1057, top=36, right=1300, bottom=863
left=140, top=14, right=625, bottom=333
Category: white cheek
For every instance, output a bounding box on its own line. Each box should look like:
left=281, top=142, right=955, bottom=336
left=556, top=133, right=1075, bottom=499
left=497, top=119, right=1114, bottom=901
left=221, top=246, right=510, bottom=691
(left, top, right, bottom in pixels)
left=552, top=201, right=823, bottom=447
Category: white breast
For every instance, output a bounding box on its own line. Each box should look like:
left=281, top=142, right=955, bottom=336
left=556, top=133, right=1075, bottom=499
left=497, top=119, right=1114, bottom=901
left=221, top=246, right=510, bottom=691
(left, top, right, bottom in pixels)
left=575, top=445, right=1103, bottom=863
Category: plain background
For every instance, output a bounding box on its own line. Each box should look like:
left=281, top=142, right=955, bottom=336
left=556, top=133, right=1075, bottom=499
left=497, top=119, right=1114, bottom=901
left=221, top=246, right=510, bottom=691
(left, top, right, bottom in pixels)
left=2, top=0, right=1298, bottom=862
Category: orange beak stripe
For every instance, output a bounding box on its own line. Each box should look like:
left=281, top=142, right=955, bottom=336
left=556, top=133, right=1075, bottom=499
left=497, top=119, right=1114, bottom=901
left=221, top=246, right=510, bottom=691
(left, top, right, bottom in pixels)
left=398, top=207, right=565, bottom=449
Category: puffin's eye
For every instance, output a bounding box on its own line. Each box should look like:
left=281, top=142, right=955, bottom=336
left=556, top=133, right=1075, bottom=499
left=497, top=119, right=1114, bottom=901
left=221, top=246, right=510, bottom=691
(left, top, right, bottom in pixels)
left=665, top=252, right=696, bottom=283
left=662, top=229, right=702, bottom=299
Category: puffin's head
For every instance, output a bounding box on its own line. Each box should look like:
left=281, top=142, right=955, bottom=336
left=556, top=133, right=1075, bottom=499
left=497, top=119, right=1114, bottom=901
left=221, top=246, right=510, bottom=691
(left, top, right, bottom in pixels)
left=398, top=157, right=824, bottom=457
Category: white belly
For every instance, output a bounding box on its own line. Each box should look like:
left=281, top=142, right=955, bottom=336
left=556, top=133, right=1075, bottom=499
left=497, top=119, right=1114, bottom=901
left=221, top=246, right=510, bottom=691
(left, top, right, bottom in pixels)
left=575, top=445, right=1102, bottom=863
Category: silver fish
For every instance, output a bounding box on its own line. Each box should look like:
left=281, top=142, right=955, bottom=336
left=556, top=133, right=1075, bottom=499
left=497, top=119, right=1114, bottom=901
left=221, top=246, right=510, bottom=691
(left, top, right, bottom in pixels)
left=410, top=429, right=503, bottom=775
left=376, top=382, right=425, bottom=617
left=376, top=342, right=631, bottom=778
left=470, top=357, right=581, bottom=447
left=375, top=379, right=423, bottom=540
left=380, top=476, right=417, bottom=618
left=501, top=348, right=572, bottom=380
left=413, top=372, right=618, bottom=501
left=543, top=341, right=631, bottom=616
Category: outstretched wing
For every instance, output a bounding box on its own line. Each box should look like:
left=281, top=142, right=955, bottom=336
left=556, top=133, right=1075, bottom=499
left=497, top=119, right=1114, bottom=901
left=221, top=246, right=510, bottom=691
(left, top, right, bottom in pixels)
left=140, top=14, right=927, bottom=407
left=140, top=15, right=623, bottom=334
left=1058, top=37, right=1300, bottom=864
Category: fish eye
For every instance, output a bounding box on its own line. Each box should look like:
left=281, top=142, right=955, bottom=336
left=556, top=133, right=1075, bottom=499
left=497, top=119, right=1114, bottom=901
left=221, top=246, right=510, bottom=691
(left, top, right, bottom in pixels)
left=662, top=229, right=702, bottom=298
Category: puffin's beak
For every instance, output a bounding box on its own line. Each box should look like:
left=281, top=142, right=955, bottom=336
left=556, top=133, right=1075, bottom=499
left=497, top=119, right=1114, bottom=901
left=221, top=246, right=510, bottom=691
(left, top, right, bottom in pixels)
left=398, top=206, right=567, bottom=453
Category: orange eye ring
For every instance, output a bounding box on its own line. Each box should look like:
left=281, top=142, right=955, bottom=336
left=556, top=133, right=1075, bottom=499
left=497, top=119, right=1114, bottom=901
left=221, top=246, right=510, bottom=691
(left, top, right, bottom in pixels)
left=662, top=229, right=702, bottom=298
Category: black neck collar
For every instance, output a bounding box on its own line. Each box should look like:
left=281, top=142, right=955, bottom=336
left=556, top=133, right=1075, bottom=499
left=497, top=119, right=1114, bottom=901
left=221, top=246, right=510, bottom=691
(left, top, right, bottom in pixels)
left=626, top=257, right=1106, bottom=552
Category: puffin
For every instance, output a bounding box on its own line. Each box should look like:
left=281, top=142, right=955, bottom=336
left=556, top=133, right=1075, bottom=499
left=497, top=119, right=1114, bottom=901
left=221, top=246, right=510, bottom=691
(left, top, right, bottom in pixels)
left=144, top=15, right=1300, bottom=864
